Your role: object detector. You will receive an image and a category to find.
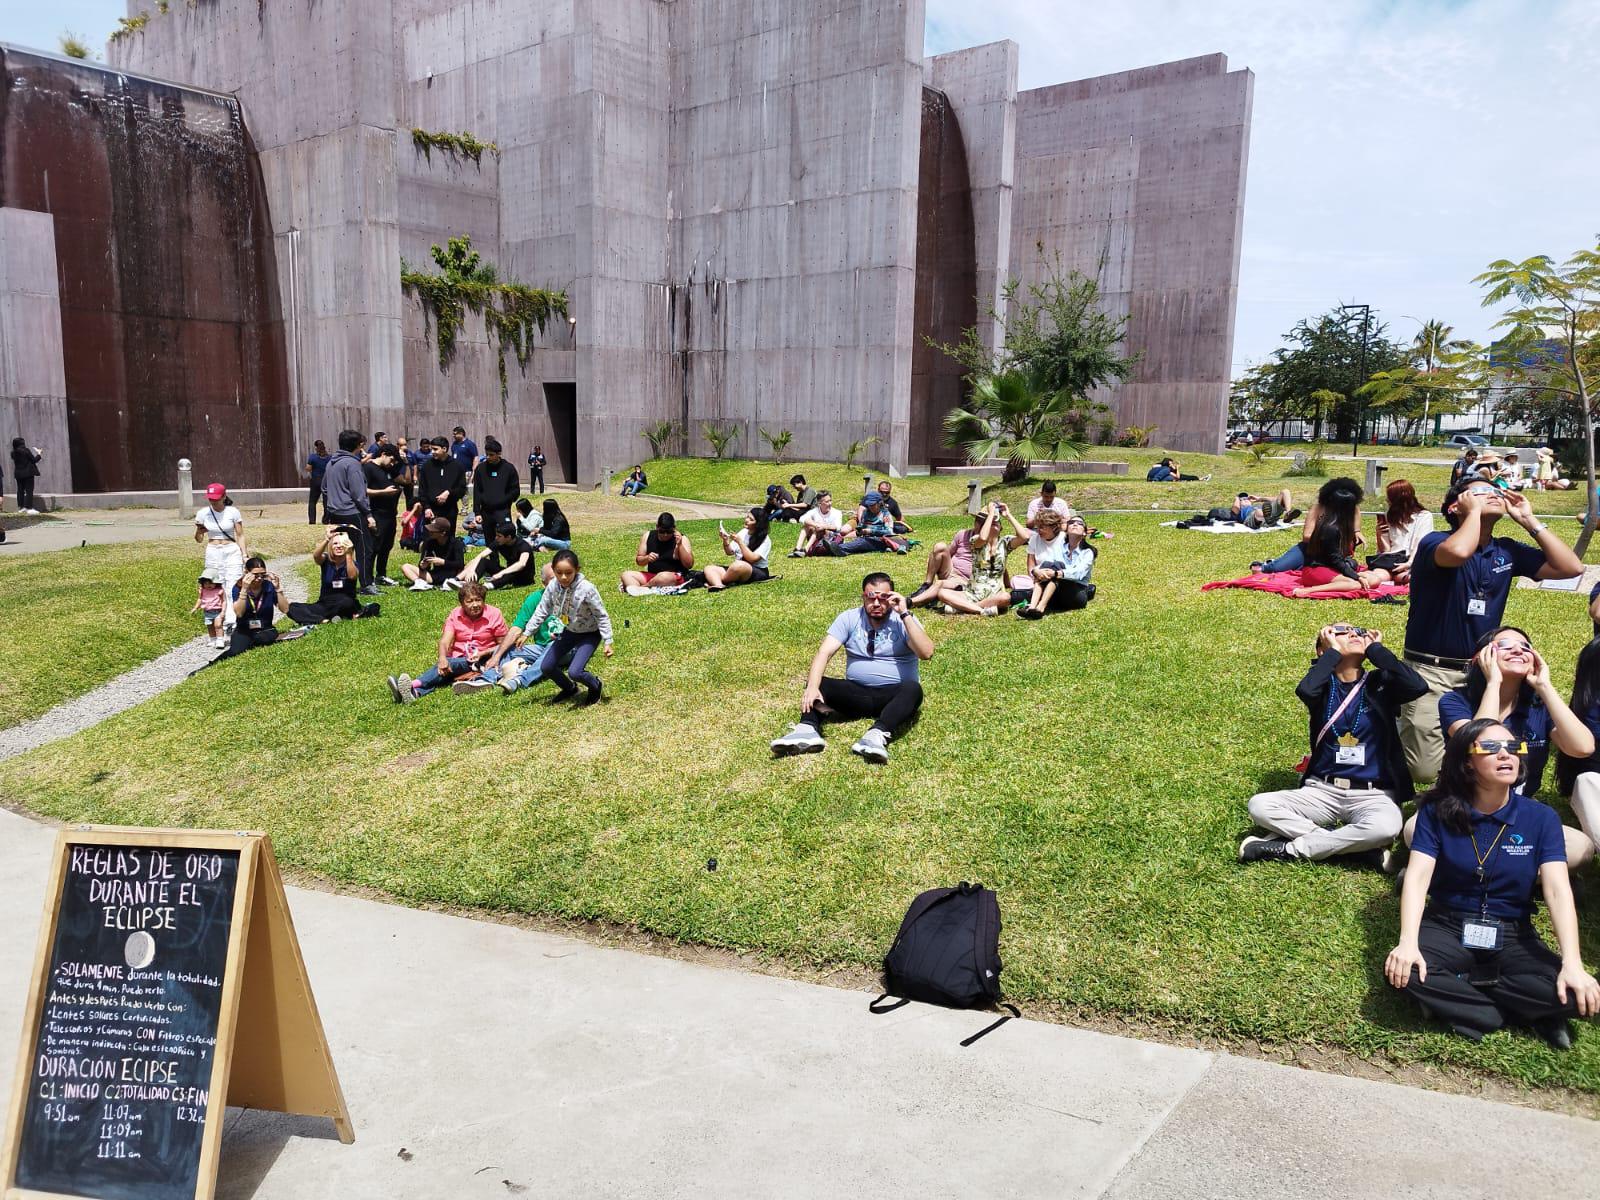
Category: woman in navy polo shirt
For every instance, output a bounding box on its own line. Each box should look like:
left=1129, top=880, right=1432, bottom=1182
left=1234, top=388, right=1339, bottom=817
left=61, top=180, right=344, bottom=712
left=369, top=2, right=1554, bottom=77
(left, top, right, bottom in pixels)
left=1386, top=719, right=1599, bottom=1047
left=1425, top=626, right=1596, bottom=868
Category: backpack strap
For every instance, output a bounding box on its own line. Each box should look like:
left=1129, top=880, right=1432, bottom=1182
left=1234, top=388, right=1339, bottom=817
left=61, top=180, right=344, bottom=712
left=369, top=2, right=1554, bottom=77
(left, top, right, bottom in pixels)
left=959, top=1003, right=1021, bottom=1047
left=868, top=994, right=909, bottom=1014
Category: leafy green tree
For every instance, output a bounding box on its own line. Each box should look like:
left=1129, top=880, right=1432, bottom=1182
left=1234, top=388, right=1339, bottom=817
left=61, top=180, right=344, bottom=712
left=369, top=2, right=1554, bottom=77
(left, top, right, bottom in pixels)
left=1356, top=319, right=1482, bottom=442
left=1246, top=310, right=1406, bottom=441
left=1476, top=241, right=1600, bottom=553
left=942, top=367, right=1087, bottom=483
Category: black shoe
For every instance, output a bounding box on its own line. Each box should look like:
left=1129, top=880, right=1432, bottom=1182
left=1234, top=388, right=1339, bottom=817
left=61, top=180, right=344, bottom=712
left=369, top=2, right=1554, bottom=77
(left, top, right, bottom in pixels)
left=359, top=603, right=381, bottom=619
left=359, top=585, right=380, bottom=596
left=1340, top=848, right=1388, bottom=872
left=1535, top=1016, right=1574, bottom=1051
left=1283, top=508, right=1303, bottom=524
left=580, top=682, right=603, bottom=706
left=1238, top=835, right=1296, bottom=863
left=548, top=687, right=579, bottom=705
left=1450, top=1023, right=1487, bottom=1043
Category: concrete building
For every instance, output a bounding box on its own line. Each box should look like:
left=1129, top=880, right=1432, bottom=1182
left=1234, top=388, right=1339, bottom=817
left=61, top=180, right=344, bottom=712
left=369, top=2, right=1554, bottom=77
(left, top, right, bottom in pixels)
left=0, top=2, right=1250, bottom=492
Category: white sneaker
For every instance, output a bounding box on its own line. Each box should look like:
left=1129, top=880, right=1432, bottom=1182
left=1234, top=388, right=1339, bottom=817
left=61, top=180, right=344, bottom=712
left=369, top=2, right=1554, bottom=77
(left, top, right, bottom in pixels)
left=850, top=728, right=890, bottom=764
left=452, top=677, right=494, bottom=693
left=496, top=674, right=518, bottom=693
left=482, top=580, right=496, bottom=590
left=625, top=584, right=650, bottom=597
left=444, top=577, right=463, bottom=590
left=409, top=579, right=433, bottom=591
left=981, top=607, right=998, bottom=617
left=211, top=636, right=225, bottom=649
left=770, top=723, right=825, bottom=755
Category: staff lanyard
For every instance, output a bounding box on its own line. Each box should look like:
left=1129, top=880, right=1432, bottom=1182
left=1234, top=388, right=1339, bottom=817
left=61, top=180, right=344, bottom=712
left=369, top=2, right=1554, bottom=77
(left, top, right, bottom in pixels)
left=1312, top=676, right=1365, bottom=752
left=1469, top=824, right=1507, bottom=915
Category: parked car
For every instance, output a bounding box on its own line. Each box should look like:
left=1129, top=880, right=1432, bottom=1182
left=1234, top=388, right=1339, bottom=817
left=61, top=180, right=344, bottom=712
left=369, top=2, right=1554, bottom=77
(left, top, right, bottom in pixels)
left=1444, top=433, right=1491, bottom=450
left=1226, top=429, right=1271, bottom=448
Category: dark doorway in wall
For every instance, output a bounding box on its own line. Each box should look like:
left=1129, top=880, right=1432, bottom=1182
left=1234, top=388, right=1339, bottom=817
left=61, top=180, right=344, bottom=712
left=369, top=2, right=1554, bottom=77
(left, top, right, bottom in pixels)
left=543, top=383, right=577, bottom=484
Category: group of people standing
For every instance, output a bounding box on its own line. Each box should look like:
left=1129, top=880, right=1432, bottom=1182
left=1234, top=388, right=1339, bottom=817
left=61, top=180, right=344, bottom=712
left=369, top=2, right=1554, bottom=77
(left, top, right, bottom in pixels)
left=1237, top=474, right=1600, bottom=1046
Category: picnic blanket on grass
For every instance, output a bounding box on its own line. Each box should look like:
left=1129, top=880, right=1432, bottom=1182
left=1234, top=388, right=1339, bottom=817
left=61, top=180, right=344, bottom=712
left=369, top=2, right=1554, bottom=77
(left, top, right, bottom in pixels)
left=625, top=571, right=783, bottom=596
left=1202, top=570, right=1410, bottom=600
left=1161, top=519, right=1298, bottom=534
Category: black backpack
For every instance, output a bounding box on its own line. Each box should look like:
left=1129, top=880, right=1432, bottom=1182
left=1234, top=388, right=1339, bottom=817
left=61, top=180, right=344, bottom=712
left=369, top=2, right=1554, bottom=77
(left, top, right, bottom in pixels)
left=876, top=882, right=1004, bottom=1009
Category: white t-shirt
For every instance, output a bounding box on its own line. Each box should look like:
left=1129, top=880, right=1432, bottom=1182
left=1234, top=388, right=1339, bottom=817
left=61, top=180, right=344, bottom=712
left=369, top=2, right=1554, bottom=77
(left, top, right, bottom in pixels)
left=802, top=506, right=843, bottom=531
left=1027, top=496, right=1073, bottom=522
left=1027, top=531, right=1066, bottom=567
left=195, top=505, right=243, bottom=541
left=1384, top=511, right=1435, bottom=559
left=737, top=531, right=773, bottom=570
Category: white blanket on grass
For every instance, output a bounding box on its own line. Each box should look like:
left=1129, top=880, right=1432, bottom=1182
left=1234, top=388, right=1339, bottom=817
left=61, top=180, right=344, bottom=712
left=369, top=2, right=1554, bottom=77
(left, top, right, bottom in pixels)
left=1160, top=520, right=1298, bottom=534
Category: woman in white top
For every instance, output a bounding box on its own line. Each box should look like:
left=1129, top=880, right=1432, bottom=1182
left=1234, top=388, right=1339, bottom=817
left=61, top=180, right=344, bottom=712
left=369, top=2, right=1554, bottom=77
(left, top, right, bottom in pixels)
left=704, top=507, right=773, bottom=590
left=1363, top=479, right=1433, bottom=586
left=193, top=483, right=247, bottom=633
left=791, top=491, right=844, bottom=556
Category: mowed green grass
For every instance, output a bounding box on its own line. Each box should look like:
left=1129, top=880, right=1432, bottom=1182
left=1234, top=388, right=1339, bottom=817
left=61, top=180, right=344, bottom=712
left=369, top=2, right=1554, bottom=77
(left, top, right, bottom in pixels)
left=2, top=504, right=1598, bottom=1095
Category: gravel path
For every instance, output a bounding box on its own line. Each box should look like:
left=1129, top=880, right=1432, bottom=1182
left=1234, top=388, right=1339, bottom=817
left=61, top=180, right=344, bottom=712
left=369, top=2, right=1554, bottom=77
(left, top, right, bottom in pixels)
left=0, top=555, right=311, bottom=764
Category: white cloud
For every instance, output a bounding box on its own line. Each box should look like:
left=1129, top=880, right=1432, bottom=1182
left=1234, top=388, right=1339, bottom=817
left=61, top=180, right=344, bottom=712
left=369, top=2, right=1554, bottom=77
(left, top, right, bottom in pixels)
left=927, top=0, right=1600, bottom=369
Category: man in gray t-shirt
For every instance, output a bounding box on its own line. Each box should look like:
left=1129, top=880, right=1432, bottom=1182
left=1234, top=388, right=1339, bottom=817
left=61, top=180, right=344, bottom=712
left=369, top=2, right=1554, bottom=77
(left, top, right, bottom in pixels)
left=770, top=571, right=934, bottom=763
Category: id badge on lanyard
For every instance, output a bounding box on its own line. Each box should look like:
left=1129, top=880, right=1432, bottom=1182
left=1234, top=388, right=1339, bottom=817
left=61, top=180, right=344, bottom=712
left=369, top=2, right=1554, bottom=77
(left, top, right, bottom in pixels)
left=1463, top=825, right=1506, bottom=950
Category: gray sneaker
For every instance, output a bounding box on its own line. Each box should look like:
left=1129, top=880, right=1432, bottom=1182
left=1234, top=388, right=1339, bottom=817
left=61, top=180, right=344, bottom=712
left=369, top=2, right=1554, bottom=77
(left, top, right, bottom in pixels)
left=850, top=728, right=890, bottom=764
left=770, top=723, right=825, bottom=755
left=452, top=677, right=494, bottom=694
left=386, top=674, right=407, bottom=704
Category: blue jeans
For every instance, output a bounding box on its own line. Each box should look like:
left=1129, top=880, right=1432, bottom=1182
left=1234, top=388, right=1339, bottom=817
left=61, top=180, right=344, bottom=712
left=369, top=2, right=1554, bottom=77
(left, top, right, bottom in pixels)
left=541, top=629, right=602, bottom=693
left=414, top=656, right=475, bottom=695
left=480, top=644, right=549, bottom=692
left=1261, top=543, right=1305, bottom=573
left=841, top=536, right=891, bottom=555
left=534, top=536, right=571, bottom=551
left=621, top=480, right=644, bottom=496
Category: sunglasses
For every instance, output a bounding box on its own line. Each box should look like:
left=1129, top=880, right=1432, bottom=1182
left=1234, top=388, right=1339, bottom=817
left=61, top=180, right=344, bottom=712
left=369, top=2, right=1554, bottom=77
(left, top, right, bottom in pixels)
left=1492, top=640, right=1532, bottom=654
left=1329, top=626, right=1370, bottom=637
left=1469, top=740, right=1528, bottom=756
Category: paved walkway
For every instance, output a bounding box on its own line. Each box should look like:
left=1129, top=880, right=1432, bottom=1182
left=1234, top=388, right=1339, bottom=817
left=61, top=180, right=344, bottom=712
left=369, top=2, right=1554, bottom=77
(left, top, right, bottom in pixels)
left=0, top=807, right=1592, bottom=1198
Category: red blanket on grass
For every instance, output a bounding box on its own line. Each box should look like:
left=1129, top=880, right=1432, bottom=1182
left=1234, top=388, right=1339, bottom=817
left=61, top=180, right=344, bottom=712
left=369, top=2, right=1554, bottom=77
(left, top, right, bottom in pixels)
left=1201, top=569, right=1410, bottom=600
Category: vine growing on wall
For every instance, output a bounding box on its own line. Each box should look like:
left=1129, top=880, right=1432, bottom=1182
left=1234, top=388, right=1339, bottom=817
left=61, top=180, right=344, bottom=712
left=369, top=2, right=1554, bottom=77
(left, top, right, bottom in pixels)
left=400, top=236, right=569, bottom=400
left=108, top=13, right=151, bottom=43
left=411, top=128, right=499, bottom=165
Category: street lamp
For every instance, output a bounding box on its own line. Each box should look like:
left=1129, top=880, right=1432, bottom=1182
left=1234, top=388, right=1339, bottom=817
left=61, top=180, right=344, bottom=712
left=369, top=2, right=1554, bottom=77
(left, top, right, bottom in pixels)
left=1340, top=303, right=1371, bottom=456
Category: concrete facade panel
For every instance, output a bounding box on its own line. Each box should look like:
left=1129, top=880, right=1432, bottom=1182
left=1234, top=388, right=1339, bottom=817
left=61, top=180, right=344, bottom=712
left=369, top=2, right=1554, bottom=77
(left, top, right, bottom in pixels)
left=0, top=208, right=69, bottom=495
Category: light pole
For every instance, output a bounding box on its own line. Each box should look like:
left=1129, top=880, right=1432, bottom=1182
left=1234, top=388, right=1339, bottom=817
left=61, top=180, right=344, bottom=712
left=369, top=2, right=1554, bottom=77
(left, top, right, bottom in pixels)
left=1340, top=303, right=1371, bottom=456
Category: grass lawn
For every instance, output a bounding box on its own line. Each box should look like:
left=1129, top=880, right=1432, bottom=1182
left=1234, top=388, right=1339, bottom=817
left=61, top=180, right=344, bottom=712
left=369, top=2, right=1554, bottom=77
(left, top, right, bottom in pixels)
left=2, top=498, right=1598, bottom=1098
left=622, top=453, right=1596, bottom=522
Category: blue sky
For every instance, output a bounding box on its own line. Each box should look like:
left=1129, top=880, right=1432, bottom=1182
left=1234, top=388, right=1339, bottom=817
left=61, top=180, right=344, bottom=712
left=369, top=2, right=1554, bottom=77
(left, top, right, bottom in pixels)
left=6, top=1, right=1598, bottom=370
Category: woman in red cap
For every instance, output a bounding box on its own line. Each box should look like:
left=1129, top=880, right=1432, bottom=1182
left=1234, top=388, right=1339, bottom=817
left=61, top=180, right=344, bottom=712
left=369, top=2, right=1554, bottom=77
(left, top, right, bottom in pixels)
left=194, top=482, right=248, bottom=638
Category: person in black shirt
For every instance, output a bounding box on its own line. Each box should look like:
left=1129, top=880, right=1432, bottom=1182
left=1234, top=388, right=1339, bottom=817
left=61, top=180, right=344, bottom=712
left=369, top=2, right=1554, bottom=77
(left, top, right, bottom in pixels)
left=528, top=445, right=547, bottom=494
left=364, top=444, right=404, bottom=586
left=866, top=479, right=913, bottom=535
left=461, top=519, right=538, bottom=590
left=415, top=437, right=468, bottom=533
left=402, top=518, right=467, bottom=590
left=1241, top=625, right=1427, bottom=865
left=472, top=437, right=520, bottom=533
left=287, top=530, right=367, bottom=624
left=621, top=512, right=695, bottom=591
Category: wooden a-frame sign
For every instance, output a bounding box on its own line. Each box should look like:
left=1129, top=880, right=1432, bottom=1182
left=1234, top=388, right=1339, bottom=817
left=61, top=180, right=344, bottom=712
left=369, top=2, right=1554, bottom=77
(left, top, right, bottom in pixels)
left=2, top=827, right=353, bottom=1200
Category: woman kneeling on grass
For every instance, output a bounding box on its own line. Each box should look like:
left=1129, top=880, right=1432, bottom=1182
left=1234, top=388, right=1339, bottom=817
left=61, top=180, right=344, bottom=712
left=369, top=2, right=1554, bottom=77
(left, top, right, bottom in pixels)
left=1386, top=718, right=1600, bottom=1048
left=703, top=508, right=772, bottom=590
left=387, top=580, right=507, bottom=702
left=621, top=512, right=694, bottom=593
left=908, top=505, right=993, bottom=608
left=527, top=549, right=614, bottom=705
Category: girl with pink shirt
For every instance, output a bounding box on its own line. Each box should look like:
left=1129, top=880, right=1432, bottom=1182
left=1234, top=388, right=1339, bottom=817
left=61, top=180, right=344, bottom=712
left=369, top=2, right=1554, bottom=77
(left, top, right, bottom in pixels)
left=386, top=581, right=509, bottom=702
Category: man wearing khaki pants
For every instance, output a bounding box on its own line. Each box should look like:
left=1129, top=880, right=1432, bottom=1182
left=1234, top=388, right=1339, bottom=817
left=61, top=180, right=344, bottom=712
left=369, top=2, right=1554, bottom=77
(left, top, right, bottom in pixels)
left=1399, top=480, right=1582, bottom=783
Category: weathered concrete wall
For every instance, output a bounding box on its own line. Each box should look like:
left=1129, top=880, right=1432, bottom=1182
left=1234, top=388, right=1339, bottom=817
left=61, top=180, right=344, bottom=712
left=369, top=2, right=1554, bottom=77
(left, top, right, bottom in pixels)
left=1011, top=54, right=1252, bottom=453
left=0, top=208, right=69, bottom=496
left=926, top=40, right=1017, bottom=361
left=667, top=0, right=927, bottom=472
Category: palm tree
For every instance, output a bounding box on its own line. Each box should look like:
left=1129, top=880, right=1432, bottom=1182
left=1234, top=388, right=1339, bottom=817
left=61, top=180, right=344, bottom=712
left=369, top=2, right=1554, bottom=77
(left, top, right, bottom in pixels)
left=1412, top=319, right=1475, bottom=437
left=942, top=367, right=1086, bottom=484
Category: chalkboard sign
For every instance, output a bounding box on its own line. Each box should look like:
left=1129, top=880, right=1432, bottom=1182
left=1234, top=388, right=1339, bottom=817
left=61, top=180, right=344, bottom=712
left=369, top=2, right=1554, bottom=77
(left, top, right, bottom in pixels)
left=4, top=828, right=352, bottom=1200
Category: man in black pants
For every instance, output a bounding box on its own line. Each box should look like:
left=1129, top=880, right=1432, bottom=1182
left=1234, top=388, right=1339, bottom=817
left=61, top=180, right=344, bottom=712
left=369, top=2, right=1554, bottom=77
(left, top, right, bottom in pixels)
left=770, top=572, right=934, bottom=764
left=321, top=429, right=378, bottom=595
left=529, top=445, right=547, bottom=494
left=472, top=436, right=520, bottom=534
left=416, top=437, right=468, bottom=533
left=363, top=444, right=404, bottom=586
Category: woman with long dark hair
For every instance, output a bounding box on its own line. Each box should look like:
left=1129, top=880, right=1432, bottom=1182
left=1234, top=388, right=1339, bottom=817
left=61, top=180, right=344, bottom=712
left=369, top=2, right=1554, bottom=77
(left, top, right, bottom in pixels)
left=704, top=507, right=772, bottom=590
left=1556, top=635, right=1600, bottom=857
left=1289, top=477, right=1367, bottom=597
left=532, top=498, right=571, bottom=551
left=1426, top=625, right=1596, bottom=868
left=1385, top=718, right=1599, bottom=1047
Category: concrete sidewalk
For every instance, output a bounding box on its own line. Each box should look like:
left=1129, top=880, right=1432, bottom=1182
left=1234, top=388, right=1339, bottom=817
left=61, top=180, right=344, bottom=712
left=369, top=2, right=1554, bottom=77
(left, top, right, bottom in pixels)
left=0, top=808, right=1594, bottom=1199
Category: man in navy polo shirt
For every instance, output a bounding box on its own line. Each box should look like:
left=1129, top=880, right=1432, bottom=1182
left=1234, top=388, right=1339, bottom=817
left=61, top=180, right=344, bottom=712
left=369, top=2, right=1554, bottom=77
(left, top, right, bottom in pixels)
left=1400, top=479, right=1582, bottom=782
left=451, top=426, right=480, bottom=479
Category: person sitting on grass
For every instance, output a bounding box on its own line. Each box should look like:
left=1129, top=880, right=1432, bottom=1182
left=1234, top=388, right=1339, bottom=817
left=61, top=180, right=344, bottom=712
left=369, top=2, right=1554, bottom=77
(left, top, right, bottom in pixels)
left=530, top=498, right=572, bottom=551
left=776, top=474, right=818, bottom=521
left=840, top=493, right=900, bottom=555
left=457, top=519, right=538, bottom=591
left=387, top=581, right=507, bottom=701
left=287, top=530, right=370, bottom=625
left=1026, top=479, right=1073, bottom=527
left=1385, top=718, right=1600, bottom=1049
left=931, top=503, right=1017, bottom=616
left=791, top=490, right=844, bottom=557
left=620, top=465, right=648, bottom=497
left=1406, top=626, right=1597, bottom=870
left=1556, top=636, right=1600, bottom=857
left=1147, top=456, right=1206, bottom=482
left=868, top=479, right=912, bottom=535
left=762, top=483, right=796, bottom=524
left=908, top=505, right=993, bottom=607
left=1363, top=479, right=1434, bottom=586
left=474, top=584, right=568, bottom=694
left=402, top=518, right=466, bottom=590
left=770, top=571, right=934, bottom=763
left=1016, top=511, right=1097, bottom=618
left=622, top=512, right=694, bottom=593
left=214, top=557, right=301, bottom=661
left=527, top=549, right=614, bottom=704
left=513, top=496, right=543, bottom=542
left=1240, top=625, right=1425, bottom=866
left=704, top=508, right=773, bottom=590
left=1284, top=478, right=1368, bottom=598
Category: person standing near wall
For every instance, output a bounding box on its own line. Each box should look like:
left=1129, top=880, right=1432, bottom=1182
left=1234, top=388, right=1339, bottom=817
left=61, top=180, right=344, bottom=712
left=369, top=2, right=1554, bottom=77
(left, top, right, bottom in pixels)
left=303, top=439, right=330, bottom=524
left=452, top=426, right=479, bottom=481
left=321, top=429, right=378, bottom=595
left=10, top=437, right=41, bottom=515
left=417, top=437, right=468, bottom=533
left=364, top=443, right=404, bottom=586
left=529, top=445, right=547, bottom=494
left=193, top=482, right=247, bottom=638
left=473, top=437, right=520, bottom=534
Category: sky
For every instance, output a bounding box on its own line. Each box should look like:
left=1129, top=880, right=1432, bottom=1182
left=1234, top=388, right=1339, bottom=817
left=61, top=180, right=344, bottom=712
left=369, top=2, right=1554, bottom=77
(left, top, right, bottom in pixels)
left=5, top=0, right=1598, bottom=375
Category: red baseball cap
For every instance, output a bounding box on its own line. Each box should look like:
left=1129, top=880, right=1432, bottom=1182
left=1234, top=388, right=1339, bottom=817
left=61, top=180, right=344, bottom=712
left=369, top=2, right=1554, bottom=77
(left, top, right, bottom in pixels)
left=205, top=482, right=226, bottom=501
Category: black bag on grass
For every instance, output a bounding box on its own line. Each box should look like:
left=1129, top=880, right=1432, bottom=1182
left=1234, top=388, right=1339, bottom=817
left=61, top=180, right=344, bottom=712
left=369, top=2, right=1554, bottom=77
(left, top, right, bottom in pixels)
left=877, top=882, right=1003, bottom=1009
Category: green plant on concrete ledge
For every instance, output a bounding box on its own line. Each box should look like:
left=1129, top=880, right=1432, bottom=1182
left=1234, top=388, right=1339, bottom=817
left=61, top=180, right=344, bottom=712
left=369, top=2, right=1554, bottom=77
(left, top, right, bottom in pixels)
left=109, top=14, right=150, bottom=43
left=59, top=31, right=92, bottom=59
left=843, top=435, right=880, bottom=471
left=758, top=427, right=794, bottom=463
left=642, top=421, right=683, bottom=458
left=400, top=235, right=568, bottom=401
left=411, top=128, right=499, bottom=165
